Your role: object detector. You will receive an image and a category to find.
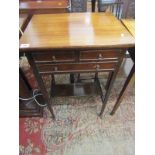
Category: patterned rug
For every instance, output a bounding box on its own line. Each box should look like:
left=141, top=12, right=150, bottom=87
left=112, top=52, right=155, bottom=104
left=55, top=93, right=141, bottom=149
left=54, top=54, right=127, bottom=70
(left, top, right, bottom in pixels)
left=19, top=58, right=135, bottom=155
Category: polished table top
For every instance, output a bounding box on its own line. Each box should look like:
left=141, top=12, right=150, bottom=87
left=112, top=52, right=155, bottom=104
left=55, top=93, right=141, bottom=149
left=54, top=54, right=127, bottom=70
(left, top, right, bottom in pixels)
left=19, top=0, right=70, bottom=14
left=20, top=13, right=135, bottom=52
left=121, top=19, right=135, bottom=37
left=19, top=0, right=69, bottom=10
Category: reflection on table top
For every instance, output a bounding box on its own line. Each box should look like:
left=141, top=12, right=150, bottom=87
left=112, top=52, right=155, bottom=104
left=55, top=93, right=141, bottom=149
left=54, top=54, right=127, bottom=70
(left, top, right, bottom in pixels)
left=20, top=13, right=135, bottom=51
left=121, top=19, right=135, bottom=37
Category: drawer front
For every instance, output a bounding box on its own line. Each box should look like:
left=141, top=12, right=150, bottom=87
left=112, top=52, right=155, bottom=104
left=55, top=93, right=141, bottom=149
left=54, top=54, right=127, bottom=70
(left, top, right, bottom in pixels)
left=37, top=62, right=118, bottom=74
left=80, top=50, right=122, bottom=61
left=33, top=51, right=75, bottom=63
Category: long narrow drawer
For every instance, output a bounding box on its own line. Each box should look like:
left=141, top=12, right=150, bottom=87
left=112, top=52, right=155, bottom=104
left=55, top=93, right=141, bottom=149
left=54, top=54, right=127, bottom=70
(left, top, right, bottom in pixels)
left=80, top=50, right=123, bottom=61
left=37, top=62, right=118, bottom=74
left=32, top=51, right=75, bottom=63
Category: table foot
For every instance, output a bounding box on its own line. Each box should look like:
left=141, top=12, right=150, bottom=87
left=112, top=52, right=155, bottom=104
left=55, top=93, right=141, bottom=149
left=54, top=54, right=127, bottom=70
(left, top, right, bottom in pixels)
left=47, top=104, right=55, bottom=120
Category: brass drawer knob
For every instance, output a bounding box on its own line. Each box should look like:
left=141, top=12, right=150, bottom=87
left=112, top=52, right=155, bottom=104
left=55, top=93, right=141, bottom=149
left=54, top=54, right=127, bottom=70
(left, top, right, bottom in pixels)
left=52, top=56, right=56, bottom=61
left=98, top=54, right=103, bottom=59
left=95, top=65, right=100, bottom=70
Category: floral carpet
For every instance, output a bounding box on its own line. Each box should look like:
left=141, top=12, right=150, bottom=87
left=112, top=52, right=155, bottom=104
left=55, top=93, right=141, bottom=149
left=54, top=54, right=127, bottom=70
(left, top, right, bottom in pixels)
left=19, top=58, right=135, bottom=155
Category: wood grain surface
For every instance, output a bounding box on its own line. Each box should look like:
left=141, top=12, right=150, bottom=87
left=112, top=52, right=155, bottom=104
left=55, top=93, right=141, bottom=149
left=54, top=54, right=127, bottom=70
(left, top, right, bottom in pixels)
left=20, top=13, right=135, bottom=52
left=19, top=0, right=70, bottom=14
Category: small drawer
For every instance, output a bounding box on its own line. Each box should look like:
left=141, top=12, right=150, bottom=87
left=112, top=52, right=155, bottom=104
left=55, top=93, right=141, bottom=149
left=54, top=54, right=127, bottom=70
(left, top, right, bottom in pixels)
left=37, top=62, right=118, bottom=74
left=32, top=51, right=75, bottom=63
left=80, top=50, right=122, bottom=61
